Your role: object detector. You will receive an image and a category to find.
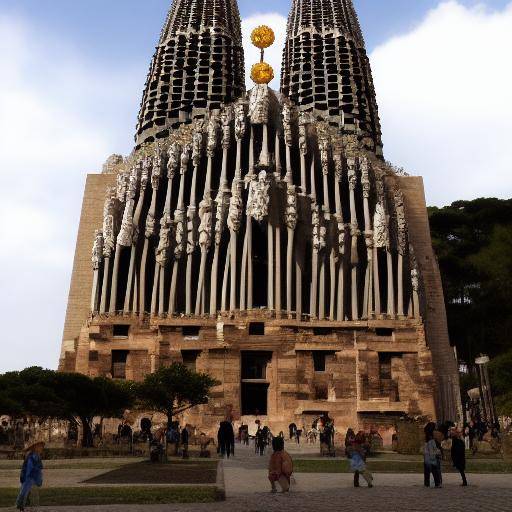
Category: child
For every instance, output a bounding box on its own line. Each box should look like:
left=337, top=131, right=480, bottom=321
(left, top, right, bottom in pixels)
left=268, top=437, right=293, bottom=493
left=347, top=433, right=373, bottom=488
left=16, top=440, right=44, bottom=511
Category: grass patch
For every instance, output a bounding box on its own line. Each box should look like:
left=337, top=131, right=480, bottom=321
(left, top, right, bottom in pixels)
left=0, top=486, right=223, bottom=508
left=84, top=460, right=218, bottom=484
left=294, top=458, right=512, bottom=474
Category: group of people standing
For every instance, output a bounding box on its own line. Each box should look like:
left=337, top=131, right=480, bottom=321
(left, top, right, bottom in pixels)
left=423, top=422, right=467, bottom=488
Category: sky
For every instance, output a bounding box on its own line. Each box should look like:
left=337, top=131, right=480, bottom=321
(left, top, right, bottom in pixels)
left=0, top=0, right=511, bottom=373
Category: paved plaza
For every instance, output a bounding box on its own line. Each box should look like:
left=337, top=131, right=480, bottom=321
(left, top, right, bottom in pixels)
left=2, top=444, right=510, bottom=511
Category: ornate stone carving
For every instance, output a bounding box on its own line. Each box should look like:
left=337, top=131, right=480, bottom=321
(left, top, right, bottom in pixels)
left=92, top=230, right=104, bottom=270
left=145, top=211, right=156, bottom=239
left=206, top=113, right=219, bottom=158
left=347, top=157, right=357, bottom=190
left=117, top=170, right=138, bottom=247
left=174, top=208, right=186, bottom=259
left=248, top=84, right=269, bottom=125
left=198, top=198, right=213, bottom=250
left=234, top=101, right=247, bottom=141
left=180, top=143, right=191, bottom=174
left=227, top=179, right=243, bottom=232
left=192, top=125, right=203, bottom=167
left=220, top=105, right=232, bottom=149
left=298, top=111, right=309, bottom=156
left=102, top=187, right=117, bottom=258
left=312, top=204, right=327, bottom=252
left=285, top=184, right=297, bottom=230
left=214, top=191, right=229, bottom=244
left=141, top=158, right=151, bottom=192
left=360, top=157, right=370, bottom=198
left=152, top=144, right=165, bottom=189
left=394, top=188, right=407, bottom=255
left=167, top=142, right=180, bottom=178
left=155, top=210, right=172, bottom=266
left=335, top=216, right=346, bottom=256
left=317, top=123, right=330, bottom=176
left=186, top=205, right=197, bottom=255
left=247, top=170, right=270, bottom=222
left=116, top=169, right=130, bottom=202
left=102, top=154, right=124, bottom=174
left=334, top=155, right=343, bottom=183
left=373, top=201, right=389, bottom=249
left=282, top=99, right=293, bottom=147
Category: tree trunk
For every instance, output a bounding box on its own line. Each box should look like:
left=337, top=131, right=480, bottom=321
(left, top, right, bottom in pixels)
left=80, top=416, right=94, bottom=448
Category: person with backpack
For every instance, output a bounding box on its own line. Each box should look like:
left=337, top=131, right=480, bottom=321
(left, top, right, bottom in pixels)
left=16, top=440, right=44, bottom=511
left=268, top=437, right=293, bottom=493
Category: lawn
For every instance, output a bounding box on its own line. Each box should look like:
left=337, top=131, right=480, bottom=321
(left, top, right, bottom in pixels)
left=84, top=460, right=218, bottom=484
left=0, top=486, right=224, bottom=508
left=294, top=458, right=512, bottom=474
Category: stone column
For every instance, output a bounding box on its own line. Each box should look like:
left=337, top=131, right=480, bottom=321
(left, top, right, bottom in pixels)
left=90, top=230, right=104, bottom=312
left=334, top=156, right=345, bottom=321
left=360, top=157, right=373, bottom=319
left=395, top=188, right=408, bottom=318
left=99, top=187, right=117, bottom=314
left=347, top=158, right=359, bottom=320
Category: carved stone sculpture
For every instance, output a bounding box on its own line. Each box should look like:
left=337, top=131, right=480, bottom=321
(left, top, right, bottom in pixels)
left=312, top=204, right=326, bottom=252
left=221, top=105, right=232, bottom=149
left=155, top=211, right=172, bottom=266
left=102, top=188, right=117, bottom=258
left=207, top=114, right=219, bottom=158
left=248, top=84, right=270, bottom=125
left=373, top=202, right=389, bottom=249
left=282, top=99, right=293, bottom=147
left=174, top=209, right=186, bottom=258
left=92, top=230, right=104, bottom=270
left=361, top=157, right=370, bottom=198
left=395, top=188, right=407, bottom=255
left=247, top=170, right=270, bottom=221
left=227, top=179, right=243, bottom=232
left=167, top=142, right=180, bottom=178
left=285, top=184, right=297, bottom=230
left=234, top=101, right=247, bottom=141
left=198, top=198, right=213, bottom=250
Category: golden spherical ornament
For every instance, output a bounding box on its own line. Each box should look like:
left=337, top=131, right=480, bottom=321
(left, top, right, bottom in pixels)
left=251, top=62, right=274, bottom=84
left=251, top=25, right=275, bottom=49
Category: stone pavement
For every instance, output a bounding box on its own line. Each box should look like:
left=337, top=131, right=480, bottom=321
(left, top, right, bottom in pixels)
left=4, top=444, right=512, bottom=511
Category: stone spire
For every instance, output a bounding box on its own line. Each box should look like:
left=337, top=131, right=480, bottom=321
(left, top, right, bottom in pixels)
left=135, top=0, right=246, bottom=146
left=280, top=0, right=383, bottom=155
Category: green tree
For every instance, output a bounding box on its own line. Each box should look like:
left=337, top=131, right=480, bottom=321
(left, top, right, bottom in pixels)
left=489, top=350, right=512, bottom=416
left=136, top=363, right=218, bottom=425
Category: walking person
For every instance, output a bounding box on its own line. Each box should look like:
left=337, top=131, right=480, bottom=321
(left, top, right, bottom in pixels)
left=217, top=421, right=233, bottom=458
left=423, top=429, right=442, bottom=488
left=268, top=437, right=293, bottom=493
left=16, top=440, right=44, bottom=511
left=255, top=426, right=266, bottom=456
left=451, top=428, right=468, bottom=486
left=181, top=425, right=189, bottom=459
left=348, top=432, right=373, bottom=488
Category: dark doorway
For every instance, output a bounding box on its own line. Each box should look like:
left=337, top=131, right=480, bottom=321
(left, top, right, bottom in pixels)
left=111, top=350, right=129, bottom=379
left=241, top=382, right=269, bottom=416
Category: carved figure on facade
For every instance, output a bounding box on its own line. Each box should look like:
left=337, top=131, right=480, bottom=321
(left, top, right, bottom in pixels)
left=220, top=104, right=233, bottom=149
left=312, top=204, right=327, bottom=252
left=317, top=123, right=331, bottom=176
left=92, top=230, right=104, bottom=270
left=360, top=157, right=371, bottom=198
left=282, top=99, right=293, bottom=147
left=152, top=144, right=165, bottom=189
left=167, top=142, right=180, bottom=178
left=334, top=155, right=343, bottom=183
left=247, top=170, right=270, bottom=222
left=248, top=84, right=270, bottom=125
left=141, top=157, right=151, bottom=191
left=186, top=206, right=197, bottom=255
left=207, top=113, right=219, bottom=158
left=214, top=190, right=230, bottom=245
left=192, top=126, right=204, bottom=167
left=227, top=179, right=243, bottom=232
left=180, top=143, right=191, bottom=174
left=102, top=188, right=117, bottom=258
left=285, top=184, right=297, bottom=230
left=116, top=169, right=130, bottom=202
left=198, top=198, right=213, bottom=250
left=234, top=101, right=247, bottom=141
left=155, top=211, right=172, bottom=266
left=373, top=201, right=389, bottom=249
left=174, top=208, right=186, bottom=259
left=298, top=111, right=309, bottom=156
left=394, top=188, right=407, bottom=255
left=347, top=157, right=357, bottom=190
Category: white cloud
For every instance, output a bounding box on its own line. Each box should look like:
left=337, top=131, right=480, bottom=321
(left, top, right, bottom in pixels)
left=0, top=14, right=140, bottom=372
left=241, top=13, right=288, bottom=90
left=370, top=1, right=512, bottom=206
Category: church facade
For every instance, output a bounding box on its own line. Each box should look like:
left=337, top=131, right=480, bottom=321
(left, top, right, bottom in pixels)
left=60, top=0, right=461, bottom=438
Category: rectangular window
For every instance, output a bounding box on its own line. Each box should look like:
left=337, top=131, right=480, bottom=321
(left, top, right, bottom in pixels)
left=182, top=326, right=201, bottom=337
left=88, top=350, right=99, bottom=362
left=248, top=322, right=265, bottom=335
left=314, top=384, right=328, bottom=400
left=375, top=328, right=394, bottom=337
left=313, top=352, right=327, bottom=372
left=313, top=327, right=333, bottom=336
left=113, top=325, right=130, bottom=337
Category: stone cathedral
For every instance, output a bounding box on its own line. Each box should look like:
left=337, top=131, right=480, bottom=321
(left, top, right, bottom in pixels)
left=60, top=0, right=461, bottom=438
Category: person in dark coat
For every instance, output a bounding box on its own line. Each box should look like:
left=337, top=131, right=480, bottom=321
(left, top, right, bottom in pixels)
left=450, top=428, right=468, bottom=486
left=217, top=421, right=235, bottom=458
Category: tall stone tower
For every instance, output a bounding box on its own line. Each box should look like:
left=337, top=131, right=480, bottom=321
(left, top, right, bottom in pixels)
left=60, top=0, right=461, bottom=438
